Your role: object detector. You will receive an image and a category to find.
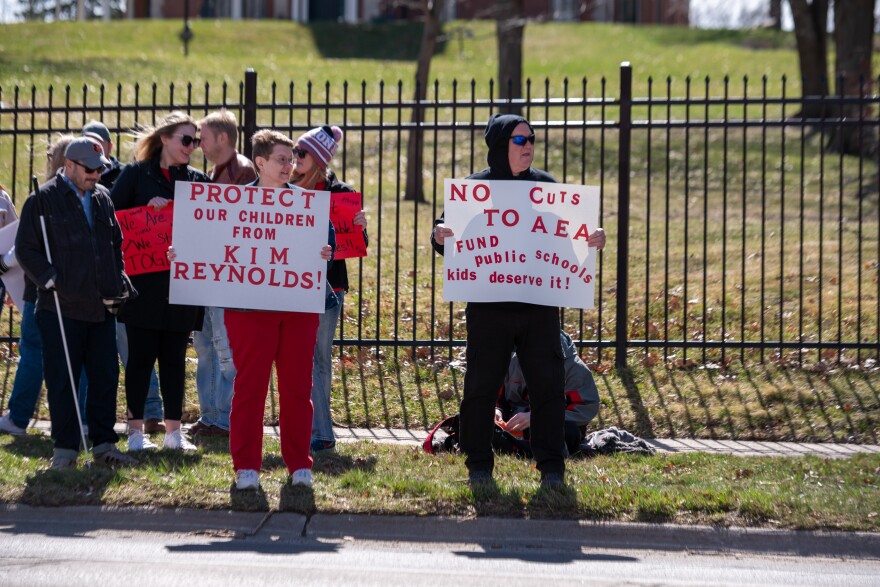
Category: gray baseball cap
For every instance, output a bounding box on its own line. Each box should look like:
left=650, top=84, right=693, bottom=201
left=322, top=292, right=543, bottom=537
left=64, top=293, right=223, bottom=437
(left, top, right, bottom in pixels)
left=81, top=120, right=111, bottom=143
left=65, top=137, right=111, bottom=170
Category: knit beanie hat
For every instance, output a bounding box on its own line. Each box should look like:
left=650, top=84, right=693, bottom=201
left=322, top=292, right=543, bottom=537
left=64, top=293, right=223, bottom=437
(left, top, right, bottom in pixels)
left=296, top=125, right=343, bottom=170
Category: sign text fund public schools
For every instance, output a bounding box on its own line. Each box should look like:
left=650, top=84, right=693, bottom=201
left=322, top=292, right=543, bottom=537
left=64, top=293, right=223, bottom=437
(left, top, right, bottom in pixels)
left=169, top=181, right=331, bottom=313
left=441, top=179, right=600, bottom=310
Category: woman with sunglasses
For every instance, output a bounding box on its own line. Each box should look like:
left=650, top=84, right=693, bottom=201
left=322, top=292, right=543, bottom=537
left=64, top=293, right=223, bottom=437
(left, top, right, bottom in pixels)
left=290, top=125, right=368, bottom=454
left=110, top=111, right=208, bottom=453
left=430, top=114, right=605, bottom=489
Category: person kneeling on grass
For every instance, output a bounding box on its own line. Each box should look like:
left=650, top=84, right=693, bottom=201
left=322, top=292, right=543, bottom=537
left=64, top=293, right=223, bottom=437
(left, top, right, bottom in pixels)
left=424, top=330, right=601, bottom=459
left=495, top=330, right=600, bottom=456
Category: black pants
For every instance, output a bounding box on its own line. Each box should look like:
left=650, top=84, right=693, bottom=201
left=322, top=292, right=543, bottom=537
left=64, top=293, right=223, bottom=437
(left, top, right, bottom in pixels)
left=459, top=303, right=565, bottom=476
left=124, top=325, right=189, bottom=421
left=37, top=309, right=119, bottom=451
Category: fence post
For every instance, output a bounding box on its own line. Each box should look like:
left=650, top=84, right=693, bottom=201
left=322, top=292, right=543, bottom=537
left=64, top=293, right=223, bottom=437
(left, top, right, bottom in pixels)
left=243, top=68, right=257, bottom=160
left=615, top=62, right=632, bottom=369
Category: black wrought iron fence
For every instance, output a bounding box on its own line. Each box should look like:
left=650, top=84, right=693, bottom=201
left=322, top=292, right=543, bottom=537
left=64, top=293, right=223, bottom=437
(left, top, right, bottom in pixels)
left=0, top=64, right=877, bottom=368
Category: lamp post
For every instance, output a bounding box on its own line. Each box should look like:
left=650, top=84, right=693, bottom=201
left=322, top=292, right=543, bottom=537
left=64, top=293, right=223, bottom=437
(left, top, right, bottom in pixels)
left=179, top=0, right=193, bottom=57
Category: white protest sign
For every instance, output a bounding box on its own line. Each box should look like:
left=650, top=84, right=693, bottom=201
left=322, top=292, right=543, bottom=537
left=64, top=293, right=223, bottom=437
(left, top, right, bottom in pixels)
left=441, top=179, right=599, bottom=309
left=0, top=220, right=25, bottom=312
left=169, top=182, right=331, bottom=313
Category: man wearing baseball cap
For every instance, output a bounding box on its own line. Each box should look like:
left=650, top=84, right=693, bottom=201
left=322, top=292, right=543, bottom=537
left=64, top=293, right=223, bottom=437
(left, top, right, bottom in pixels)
left=82, top=120, right=122, bottom=188
left=16, top=136, right=136, bottom=470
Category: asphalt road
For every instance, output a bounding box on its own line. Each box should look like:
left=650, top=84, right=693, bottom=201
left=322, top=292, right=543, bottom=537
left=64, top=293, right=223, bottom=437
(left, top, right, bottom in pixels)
left=1, top=506, right=878, bottom=586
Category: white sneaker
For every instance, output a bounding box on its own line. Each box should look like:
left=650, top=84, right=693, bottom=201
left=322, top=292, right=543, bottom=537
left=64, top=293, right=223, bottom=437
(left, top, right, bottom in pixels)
left=0, top=414, right=26, bottom=436
left=235, top=469, right=260, bottom=490
left=127, top=429, right=158, bottom=452
left=290, top=468, right=313, bottom=487
left=163, top=429, right=197, bottom=451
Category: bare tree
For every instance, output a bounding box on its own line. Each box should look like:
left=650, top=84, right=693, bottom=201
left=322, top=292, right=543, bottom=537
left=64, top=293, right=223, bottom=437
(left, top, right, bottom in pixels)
left=404, top=0, right=446, bottom=202
left=789, top=0, right=830, bottom=118
left=496, top=0, right=525, bottom=115
left=828, top=0, right=876, bottom=155
left=769, top=0, right=783, bottom=29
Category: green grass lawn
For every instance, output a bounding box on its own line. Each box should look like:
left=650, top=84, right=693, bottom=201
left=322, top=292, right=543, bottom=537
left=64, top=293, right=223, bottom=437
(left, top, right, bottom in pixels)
left=0, top=19, right=878, bottom=467
left=0, top=433, right=877, bottom=530
left=0, top=19, right=809, bottom=94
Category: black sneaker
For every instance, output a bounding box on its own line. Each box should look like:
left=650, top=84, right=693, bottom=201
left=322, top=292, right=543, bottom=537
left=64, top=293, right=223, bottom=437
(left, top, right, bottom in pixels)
left=310, top=439, right=336, bottom=454
left=540, top=471, right=565, bottom=489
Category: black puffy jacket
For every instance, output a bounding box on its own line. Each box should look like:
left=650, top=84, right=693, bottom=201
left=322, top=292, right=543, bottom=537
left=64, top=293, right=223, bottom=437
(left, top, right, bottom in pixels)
left=16, top=173, right=126, bottom=322
left=110, top=158, right=208, bottom=332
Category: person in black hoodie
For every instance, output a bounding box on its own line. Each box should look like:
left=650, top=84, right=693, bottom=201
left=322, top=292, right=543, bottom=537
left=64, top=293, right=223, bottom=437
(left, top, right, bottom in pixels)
left=110, top=111, right=207, bottom=453
left=431, top=114, right=605, bottom=489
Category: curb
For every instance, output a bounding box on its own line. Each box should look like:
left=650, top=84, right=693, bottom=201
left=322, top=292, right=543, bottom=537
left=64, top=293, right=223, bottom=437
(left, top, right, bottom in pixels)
left=2, top=504, right=877, bottom=559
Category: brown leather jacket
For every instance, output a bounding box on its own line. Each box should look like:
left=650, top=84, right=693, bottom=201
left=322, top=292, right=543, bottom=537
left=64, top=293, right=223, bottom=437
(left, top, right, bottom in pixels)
left=209, top=151, right=258, bottom=185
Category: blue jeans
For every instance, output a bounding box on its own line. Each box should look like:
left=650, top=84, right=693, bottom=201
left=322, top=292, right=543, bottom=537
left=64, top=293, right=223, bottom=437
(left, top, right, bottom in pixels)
left=193, top=306, right=235, bottom=430
left=6, top=301, right=87, bottom=429
left=116, top=321, right=162, bottom=420
left=37, top=309, right=118, bottom=451
left=311, top=292, right=343, bottom=442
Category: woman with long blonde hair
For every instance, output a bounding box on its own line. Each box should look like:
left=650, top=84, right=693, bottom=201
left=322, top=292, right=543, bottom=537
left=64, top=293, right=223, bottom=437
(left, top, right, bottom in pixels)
left=110, top=111, right=208, bottom=453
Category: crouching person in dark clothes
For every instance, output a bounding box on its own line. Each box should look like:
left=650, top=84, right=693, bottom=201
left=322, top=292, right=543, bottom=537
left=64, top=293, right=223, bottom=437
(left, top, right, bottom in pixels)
left=497, top=331, right=601, bottom=456
left=16, top=136, right=136, bottom=470
left=431, top=114, right=606, bottom=489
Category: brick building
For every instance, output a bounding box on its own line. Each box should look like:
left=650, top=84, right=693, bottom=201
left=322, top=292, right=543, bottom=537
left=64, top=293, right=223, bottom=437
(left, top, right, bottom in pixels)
left=126, top=0, right=689, bottom=25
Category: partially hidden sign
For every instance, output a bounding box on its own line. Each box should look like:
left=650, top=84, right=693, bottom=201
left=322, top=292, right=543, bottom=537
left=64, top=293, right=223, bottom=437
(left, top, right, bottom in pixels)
left=116, top=203, right=173, bottom=276
left=441, top=179, right=600, bottom=310
left=330, top=192, right=366, bottom=260
left=169, top=181, right=331, bottom=313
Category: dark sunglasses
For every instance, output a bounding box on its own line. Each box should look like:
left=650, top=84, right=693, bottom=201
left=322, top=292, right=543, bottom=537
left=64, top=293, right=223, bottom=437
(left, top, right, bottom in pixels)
left=74, top=160, right=105, bottom=174
left=510, top=134, right=535, bottom=146
left=292, top=147, right=309, bottom=159
left=174, top=133, right=201, bottom=148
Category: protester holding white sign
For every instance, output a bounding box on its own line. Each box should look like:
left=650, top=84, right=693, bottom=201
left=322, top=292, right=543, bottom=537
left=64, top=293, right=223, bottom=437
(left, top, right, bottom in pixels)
left=214, top=129, right=334, bottom=492
left=430, top=114, right=606, bottom=490
left=440, top=178, right=600, bottom=309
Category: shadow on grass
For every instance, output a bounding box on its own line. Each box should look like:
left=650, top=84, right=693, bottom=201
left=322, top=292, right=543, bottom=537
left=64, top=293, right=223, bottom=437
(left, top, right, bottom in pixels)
left=190, top=435, right=230, bottom=454
left=2, top=432, right=53, bottom=458
left=312, top=451, right=378, bottom=477
left=305, top=22, right=432, bottom=61
left=527, top=484, right=579, bottom=519
left=469, top=480, right=529, bottom=518
left=262, top=454, right=287, bottom=471
left=21, top=465, right=121, bottom=507
left=617, top=367, right=654, bottom=438
left=229, top=484, right=270, bottom=512
left=839, top=371, right=878, bottom=443
left=689, top=371, right=737, bottom=438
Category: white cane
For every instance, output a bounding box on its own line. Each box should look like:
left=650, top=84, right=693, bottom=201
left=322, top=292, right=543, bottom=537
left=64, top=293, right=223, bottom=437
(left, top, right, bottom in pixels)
left=39, top=215, right=91, bottom=468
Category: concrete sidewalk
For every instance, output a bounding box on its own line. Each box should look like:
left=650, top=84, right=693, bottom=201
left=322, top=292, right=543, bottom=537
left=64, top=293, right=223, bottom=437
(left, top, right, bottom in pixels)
left=22, top=420, right=880, bottom=459
left=2, top=503, right=879, bottom=559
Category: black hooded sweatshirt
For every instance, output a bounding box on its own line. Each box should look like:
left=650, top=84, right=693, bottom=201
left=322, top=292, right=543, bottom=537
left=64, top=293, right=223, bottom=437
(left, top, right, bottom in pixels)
left=431, top=113, right=556, bottom=255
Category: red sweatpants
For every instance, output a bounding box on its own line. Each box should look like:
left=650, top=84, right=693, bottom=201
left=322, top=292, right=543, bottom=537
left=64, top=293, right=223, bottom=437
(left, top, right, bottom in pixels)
left=225, top=309, right=319, bottom=473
